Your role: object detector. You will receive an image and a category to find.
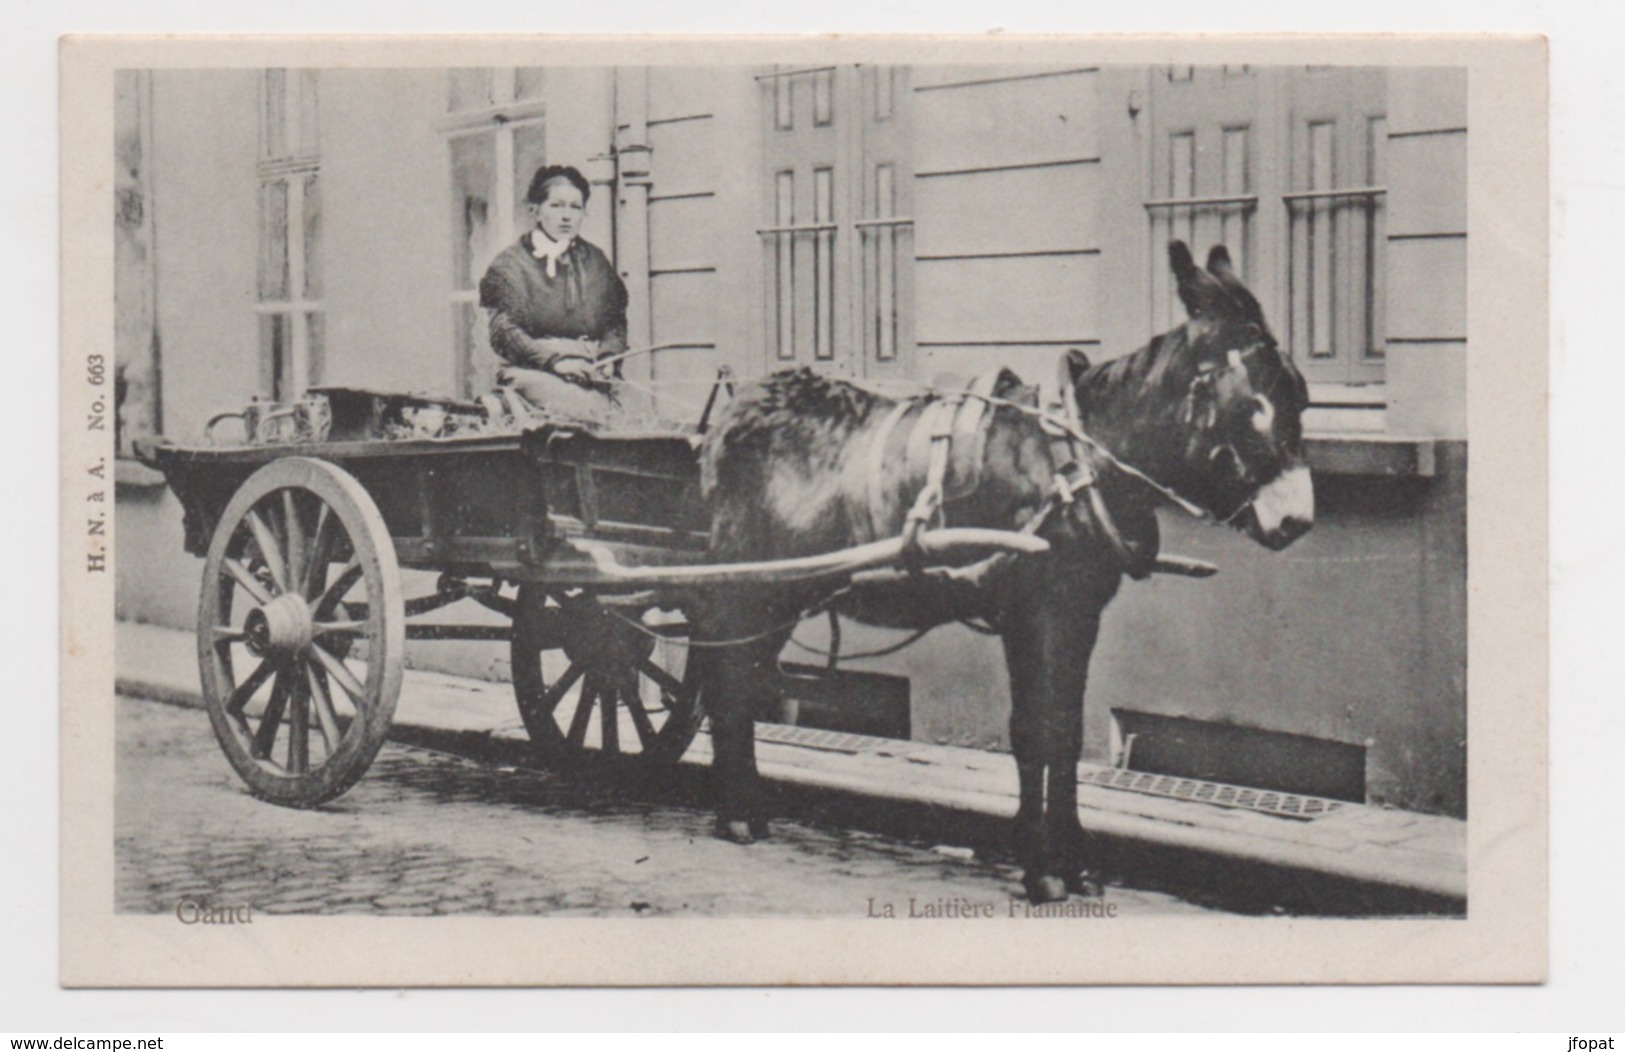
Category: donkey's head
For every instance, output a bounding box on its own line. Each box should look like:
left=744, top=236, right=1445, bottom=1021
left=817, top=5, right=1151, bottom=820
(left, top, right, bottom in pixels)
left=1167, top=241, right=1312, bottom=549
left=1070, top=241, right=1313, bottom=550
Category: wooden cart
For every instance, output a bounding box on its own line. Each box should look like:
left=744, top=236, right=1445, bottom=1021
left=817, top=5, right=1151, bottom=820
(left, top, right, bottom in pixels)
left=139, top=386, right=1046, bottom=808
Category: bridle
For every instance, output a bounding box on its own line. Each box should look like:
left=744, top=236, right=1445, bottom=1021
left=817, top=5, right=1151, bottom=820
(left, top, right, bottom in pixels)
left=1163, top=342, right=1287, bottom=527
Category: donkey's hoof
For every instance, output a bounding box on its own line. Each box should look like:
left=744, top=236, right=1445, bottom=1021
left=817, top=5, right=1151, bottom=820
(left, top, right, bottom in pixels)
left=714, top=818, right=756, bottom=845
left=1023, top=874, right=1070, bottom=904
left=1066, top=871, right=1105, bottom=898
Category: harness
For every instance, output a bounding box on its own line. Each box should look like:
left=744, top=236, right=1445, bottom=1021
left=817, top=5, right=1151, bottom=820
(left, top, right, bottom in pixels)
left=1045, top=366, right=1155, bottom=579
left=864, top=370, right=1005, bottom=572
left=864, top=367, right=1161, bottom=581
left=602, top=358, right=1233, bottom=661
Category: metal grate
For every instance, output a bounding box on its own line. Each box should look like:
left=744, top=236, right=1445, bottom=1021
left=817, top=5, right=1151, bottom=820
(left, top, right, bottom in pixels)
left=752, top=722, right=893, bottom=755
left=1080, top=768, right=1346, bottom=820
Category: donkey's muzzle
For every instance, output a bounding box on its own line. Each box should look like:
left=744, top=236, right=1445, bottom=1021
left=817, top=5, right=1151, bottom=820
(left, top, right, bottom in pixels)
left=1240, top=463, right=1314, bottom=550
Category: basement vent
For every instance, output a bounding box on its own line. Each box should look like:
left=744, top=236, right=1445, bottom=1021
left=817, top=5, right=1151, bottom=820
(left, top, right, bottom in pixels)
left=1110, top=708, right=1368, bottom=805
left=1079, top=767, right=1346, bottom=820
left=754, top=663, right=911, bottom=742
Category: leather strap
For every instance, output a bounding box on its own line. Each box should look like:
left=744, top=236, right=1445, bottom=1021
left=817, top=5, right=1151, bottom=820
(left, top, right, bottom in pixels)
left=899, top=399, right=959, bottom=572
left=941, top=369, right=1002, bottom=501
left=1047, top=358, right=1151, bottom=579
left=864, top=368, right=1014, bottom=561
left=866, top=400, right=916, bottom=541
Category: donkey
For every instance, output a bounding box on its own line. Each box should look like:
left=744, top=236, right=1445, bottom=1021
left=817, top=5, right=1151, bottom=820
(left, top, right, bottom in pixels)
left=693, top=242, right=1313, bottom=902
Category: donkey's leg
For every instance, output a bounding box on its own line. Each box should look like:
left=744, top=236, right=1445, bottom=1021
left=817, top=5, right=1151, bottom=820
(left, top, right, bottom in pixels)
left=701, top=609, right=789, bottom=844
left=1002, top=609, right=1067, bottom=903
left=1002, top=592, right=1099, bottom=902
left=1044, top=613, right=1103, bottom=897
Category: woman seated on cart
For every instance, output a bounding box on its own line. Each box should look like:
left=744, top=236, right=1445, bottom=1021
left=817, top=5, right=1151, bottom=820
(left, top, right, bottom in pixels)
left=479, top=164, right=653, bottom=430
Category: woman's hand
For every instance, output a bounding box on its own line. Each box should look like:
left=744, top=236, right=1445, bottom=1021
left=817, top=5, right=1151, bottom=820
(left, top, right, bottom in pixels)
left=552, top=356, right=597, bottom=384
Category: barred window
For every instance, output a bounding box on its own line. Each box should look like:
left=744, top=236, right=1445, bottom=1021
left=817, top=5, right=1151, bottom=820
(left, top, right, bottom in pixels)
left=1145, top=66, right=1386, bottom=386
left=759, top=65, right=914, bottom=377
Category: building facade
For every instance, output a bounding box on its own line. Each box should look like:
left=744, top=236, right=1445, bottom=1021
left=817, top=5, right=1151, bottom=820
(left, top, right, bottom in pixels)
left=114, top=64, right=1468, bottom=816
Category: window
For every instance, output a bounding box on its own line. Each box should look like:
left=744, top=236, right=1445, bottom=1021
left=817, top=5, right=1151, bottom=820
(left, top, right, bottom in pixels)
left=442, top=69, right=548, bottom=398
left=257, top=69, right=324, bottom=401
left=1144, top=66, right=1386, bottom=386
left=759, top=65, right=913, bottom=377
left=1285, top=78, right=1387, bottom=383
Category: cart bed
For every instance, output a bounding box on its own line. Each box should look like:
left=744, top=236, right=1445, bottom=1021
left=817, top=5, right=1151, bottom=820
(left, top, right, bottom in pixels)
left=140, top=399, right=710, bottom=584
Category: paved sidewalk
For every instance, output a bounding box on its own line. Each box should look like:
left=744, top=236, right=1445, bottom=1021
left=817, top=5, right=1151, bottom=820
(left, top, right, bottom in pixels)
left=116, top=619, right=1466, bottom=913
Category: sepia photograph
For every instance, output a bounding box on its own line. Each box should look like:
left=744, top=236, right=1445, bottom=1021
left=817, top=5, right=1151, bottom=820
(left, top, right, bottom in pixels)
left=59, top=35, right=1546, bottom=986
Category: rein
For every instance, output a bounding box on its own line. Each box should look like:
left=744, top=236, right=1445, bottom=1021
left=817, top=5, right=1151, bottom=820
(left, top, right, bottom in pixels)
left=848, top=375, right=1217, bottom=523
left=935, top=349, right=1264, bottom=528
left=971, top=343, right=1276, bottom=529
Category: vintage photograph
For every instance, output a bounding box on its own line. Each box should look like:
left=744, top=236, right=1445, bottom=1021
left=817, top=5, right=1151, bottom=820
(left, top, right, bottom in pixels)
left=63, top=37, right=1545, bottom=986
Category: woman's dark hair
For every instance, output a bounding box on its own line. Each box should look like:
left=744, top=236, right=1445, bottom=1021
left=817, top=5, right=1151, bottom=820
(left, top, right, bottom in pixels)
left=526, top=165, right=591, bottom=206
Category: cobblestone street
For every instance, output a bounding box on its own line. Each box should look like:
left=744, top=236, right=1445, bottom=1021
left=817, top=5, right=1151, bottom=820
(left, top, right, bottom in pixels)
left=116, top=696, right=1221, bottom=918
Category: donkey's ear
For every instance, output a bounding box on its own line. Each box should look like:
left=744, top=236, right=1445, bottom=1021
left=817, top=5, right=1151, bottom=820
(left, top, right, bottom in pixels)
left=1169, top=240, right=1201, bottom=280
left=1170, top=240, right=1222, bottom=318
left=1206, top=245, right=1237, bottom=279
left=1205, top=244, right=1266, bottom=323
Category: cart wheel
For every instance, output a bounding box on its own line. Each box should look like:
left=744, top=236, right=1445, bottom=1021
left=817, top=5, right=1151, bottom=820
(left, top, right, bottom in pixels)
left=198, top=457, right=405, bottom=807
left=510, top=587, right=704, bottom=767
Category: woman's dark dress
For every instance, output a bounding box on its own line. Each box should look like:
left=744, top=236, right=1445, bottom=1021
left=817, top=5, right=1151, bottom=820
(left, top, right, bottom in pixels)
left=479, top=233, right=647, bottom=427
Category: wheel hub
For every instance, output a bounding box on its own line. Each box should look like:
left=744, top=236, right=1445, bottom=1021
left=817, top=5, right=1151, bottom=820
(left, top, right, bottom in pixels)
left=243, top=593, right=315, bottom=657
left=560, top=603, right=656, bottom=673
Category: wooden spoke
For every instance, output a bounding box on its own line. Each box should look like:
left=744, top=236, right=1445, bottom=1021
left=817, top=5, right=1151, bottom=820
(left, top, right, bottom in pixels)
left=565, top=677, right=598, bottom=751
left=305, top=662, right=342, bottom=753
left=316, top=558, right=362, bottom=616
left=637, top=657, right=686, bottom=700
left=244, top=509, right=290, bottom=595
left=282, top=490, right=306, bottom=597
left=600, top=679, right=621, bottom=755
left=225, top=658, right=278, bottom=716
left=212, top=625, right=249, bottom=645
left=310, top=661, right=348, bottom=723
left=286, top=668, right=311, bottom=773
left=538, top=663, right=585, bottom=716
left=252, top=667, right=292, bottom=759
left=311, top=642, right=368, bottom=710
left=313, top=620, right=369, bottom=638
left=625, top=675, right=657, bottom=750
left=301, top=503, right=333, bottom=600
left=222, top=557, right=274, bottom=606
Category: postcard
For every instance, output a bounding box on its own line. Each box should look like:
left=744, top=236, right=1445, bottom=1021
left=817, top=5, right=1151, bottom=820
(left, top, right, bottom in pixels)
left=61, top=34, right=1546, bottom=985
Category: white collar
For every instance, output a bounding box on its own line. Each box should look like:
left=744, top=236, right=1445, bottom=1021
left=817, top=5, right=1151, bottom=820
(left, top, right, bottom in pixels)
left=530, top=229, right=576, bottom=277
